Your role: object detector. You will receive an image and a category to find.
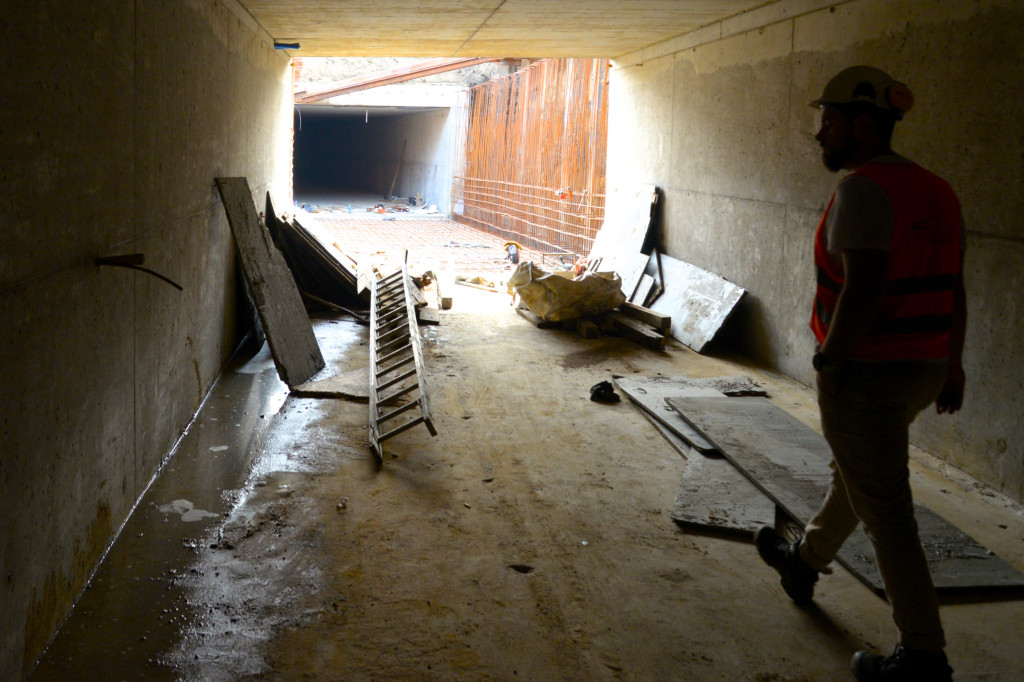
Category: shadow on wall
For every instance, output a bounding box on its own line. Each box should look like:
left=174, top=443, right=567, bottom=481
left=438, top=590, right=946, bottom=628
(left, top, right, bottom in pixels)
left=294, top=110, right=385, bottom=195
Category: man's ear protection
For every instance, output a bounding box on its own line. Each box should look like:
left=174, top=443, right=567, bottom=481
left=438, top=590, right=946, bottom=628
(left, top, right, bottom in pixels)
left=887, top=83, right=914, bottom=117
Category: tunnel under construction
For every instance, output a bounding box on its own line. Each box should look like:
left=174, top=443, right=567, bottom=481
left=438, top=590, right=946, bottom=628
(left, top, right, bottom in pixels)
left=293, top=58, right=610, bottom=262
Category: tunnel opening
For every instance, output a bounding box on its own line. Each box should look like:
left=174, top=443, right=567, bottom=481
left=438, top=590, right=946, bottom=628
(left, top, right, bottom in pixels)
left=293, top=103, right=456, bottom=215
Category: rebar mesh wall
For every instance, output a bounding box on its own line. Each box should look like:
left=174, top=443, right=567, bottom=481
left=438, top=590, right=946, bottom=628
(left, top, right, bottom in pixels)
left=452, top=59, right=608, bottom=259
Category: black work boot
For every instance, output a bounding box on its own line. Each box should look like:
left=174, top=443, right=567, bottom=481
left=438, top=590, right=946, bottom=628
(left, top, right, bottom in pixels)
left=754, top=526, right=819, bottom=604
left=851, top=645, right=953, bottom=681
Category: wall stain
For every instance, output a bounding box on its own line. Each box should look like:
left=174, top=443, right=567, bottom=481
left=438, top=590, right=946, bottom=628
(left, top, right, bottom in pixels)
left=23, top=502, right=111, bottom=676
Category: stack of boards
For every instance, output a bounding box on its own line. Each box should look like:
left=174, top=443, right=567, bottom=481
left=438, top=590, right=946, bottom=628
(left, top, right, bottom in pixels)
left=615, top=375, right=1024, bottom=596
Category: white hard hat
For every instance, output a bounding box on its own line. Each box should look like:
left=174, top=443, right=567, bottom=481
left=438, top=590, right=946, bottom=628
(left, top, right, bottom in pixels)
left=810, top=66, right=914, bottom=119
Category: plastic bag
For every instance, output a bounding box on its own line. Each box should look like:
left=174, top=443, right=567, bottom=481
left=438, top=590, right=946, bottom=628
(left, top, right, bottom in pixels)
left=508, top=262, right=626, bottom=322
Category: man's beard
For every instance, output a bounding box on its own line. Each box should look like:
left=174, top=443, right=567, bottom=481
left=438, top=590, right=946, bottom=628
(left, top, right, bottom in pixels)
left=822, top=145, right=851, bottom=172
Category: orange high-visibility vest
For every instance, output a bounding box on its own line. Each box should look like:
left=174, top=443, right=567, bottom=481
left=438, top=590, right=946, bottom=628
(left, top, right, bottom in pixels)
left=810, top=161, right=962, bottom=361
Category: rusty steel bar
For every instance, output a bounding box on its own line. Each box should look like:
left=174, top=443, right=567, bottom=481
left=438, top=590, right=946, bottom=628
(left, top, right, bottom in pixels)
left=296, top=57, right=504, bottom=103
left=451, top=58, right=609, bottom=260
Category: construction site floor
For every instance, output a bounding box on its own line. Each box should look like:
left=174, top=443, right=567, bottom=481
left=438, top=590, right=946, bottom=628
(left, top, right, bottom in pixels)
left=29, top=222, right=1024, bottom=681
left=298, top=211, right=576, bottom=283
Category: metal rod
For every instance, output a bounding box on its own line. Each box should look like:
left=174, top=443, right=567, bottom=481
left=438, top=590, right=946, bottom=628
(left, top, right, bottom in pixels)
left=451, top=58, right=609, bottom=257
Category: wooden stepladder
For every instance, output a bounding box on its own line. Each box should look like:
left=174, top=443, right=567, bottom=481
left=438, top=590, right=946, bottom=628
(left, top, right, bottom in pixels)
left=368, top=253, right=437, bottom=462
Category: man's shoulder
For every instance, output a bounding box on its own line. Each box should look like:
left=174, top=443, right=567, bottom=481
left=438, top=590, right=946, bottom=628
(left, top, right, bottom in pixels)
left=854, top=155, right=955, bottom=194
left=836, top=173, right=890, bottom=204
left=866, top=153, right=913, bottom=166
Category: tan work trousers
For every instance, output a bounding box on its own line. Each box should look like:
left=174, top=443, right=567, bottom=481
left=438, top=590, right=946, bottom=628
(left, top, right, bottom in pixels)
left=799, top=360, right=949, bottom=652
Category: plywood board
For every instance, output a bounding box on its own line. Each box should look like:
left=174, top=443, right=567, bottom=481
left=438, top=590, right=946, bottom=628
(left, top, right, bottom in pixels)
left=642, top=412, right=774, bottom=535
left=587, top=184, right=657, bottom=263
left=614, top=375, right=766, bottom=453
left=668, top=397, right=1024, bottom=594
left=587, top=184, right=657, bottom=297
left=216, top=177, right=325, bottom=387
left=631, top=274, right=655, bottom=306
left=292, top=367, right=369, bottom=402
left=614, top=376, right=718, bottom=451
left=617, top=251, right=652, bottom=299
left=648, top=254, right=745, bottom=353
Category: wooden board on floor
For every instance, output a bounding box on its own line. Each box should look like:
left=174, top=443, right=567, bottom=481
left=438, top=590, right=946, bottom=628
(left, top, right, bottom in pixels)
left=216, top=177, right=325, bottom=387
left=667, top=396, right=1024, bottom=594
left=291, top=367, right=369, bottom=402
left=515, top=304, right=559, bottom=328
left=618, top=301, right=670, bottom=331
left=648, top=254, right=745, bottom=353
left=614, top=375, right=766, bottom=452
left=417, top=306, right=440, bottom=325
left=640, top=410, right=774, bottom=535
left=613, top=376, right=717, bottom=452
left=600, top=311, right=665, bottom=350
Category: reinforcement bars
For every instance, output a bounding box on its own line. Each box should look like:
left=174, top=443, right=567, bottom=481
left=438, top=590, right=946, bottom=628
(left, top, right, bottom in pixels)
left=452, top=58, right=609, bottom=260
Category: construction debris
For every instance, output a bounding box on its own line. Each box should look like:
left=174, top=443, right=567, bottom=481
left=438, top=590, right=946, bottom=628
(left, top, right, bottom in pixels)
left=580, top=182, right=744, bottom=351
left=265, top=195, right=364, bottom=310
left=368, top=253, right=437, bottom=463
left=649, top=254, right=745, bottom=353
left=668, top=396, right=1024, bottom=594
left=508, top=262, right=625, bottom=323
left=596, top=310, right=665, bottom=350
left=216, top=178, right=325, bottom=387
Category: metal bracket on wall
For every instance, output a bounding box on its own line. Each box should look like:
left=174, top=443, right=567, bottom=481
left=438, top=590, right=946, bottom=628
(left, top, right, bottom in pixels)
left=96, top=253, right=183, bottom=291
left=368, top=252, right=437, bottom=463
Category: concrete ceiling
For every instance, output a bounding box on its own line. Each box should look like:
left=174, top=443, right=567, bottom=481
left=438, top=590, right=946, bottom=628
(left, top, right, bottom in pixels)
left=239, top=1, right=775, bottom=58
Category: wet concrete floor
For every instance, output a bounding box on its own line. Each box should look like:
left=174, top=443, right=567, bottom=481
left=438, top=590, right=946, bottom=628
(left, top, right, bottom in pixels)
left=30, top=289, right=1024, bottom=681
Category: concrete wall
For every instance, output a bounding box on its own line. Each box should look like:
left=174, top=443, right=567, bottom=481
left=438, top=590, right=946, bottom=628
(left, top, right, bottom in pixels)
left=388, top=108, right=456, bottom=211
left=0, top=1, right=292, bottom=677
left=606, top=0, right=1024, bottom=502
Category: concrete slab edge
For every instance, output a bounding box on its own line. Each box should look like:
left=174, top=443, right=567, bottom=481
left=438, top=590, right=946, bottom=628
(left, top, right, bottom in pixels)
left=612, top=0, right=848, bottom=68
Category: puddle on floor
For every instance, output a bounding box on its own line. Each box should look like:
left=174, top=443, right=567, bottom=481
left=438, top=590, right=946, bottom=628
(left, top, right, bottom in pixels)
left=30, top=317, right=368, bottom=681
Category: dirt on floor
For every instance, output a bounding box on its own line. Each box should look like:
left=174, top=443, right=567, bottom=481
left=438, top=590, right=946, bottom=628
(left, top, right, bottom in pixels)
left=31, top=285, right=1024, bottom=681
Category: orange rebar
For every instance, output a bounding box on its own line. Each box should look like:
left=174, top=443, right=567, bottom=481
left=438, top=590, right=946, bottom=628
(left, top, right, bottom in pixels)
left=452, top=58, right=609, bottom=260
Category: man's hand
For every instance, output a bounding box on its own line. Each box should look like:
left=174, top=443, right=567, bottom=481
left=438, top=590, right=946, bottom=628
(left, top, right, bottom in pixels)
left=936, top=364, right=965, bottom=414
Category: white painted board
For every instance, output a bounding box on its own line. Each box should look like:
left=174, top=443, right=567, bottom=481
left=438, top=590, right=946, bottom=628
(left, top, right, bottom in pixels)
left=587, top=184, right=657, bottom=263
left=648, top=254, right=745, bottom=353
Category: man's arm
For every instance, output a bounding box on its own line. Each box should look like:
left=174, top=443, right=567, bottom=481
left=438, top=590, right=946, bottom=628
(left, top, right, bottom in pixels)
left=819, top=249, right=889, bottom=376
left=936, top=254, right=966, bottom=414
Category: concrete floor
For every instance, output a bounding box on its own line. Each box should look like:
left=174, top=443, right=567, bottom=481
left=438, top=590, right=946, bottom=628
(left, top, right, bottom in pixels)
left=292, top=191, right=448, bottom=218
left=29, top=237, right=1024, bottom=680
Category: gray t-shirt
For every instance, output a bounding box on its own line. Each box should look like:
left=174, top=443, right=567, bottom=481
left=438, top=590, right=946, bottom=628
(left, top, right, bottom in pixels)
left=825, top=154, right=905, bottom=256
left=824, top=154, right=965, bottom=266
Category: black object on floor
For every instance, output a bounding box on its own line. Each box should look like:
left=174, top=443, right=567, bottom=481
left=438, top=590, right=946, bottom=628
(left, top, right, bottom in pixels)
left=590, top=380, right=621, bottom=403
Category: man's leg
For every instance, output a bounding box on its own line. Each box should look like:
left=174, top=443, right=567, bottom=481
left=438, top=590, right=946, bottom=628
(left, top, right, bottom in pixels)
left=800, top=456, right=861, bottom=571
left=816, top=361, right=948, bottom=651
